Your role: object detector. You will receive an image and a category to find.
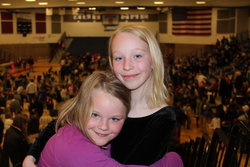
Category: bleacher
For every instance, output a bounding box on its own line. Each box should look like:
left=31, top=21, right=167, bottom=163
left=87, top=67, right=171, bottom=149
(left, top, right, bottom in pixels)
left=179, top=120, right=250, bottom=167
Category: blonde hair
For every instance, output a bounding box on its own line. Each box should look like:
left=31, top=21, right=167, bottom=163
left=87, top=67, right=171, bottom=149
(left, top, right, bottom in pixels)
left=108, top=25, right=170, bottom=108
left=56, top=72, right=131, bottom=138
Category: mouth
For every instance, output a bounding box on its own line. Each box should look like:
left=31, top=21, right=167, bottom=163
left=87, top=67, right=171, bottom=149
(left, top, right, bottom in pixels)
left=122, top=74, right=139, bottom=80
left=95, top=132, right=109, bottom=137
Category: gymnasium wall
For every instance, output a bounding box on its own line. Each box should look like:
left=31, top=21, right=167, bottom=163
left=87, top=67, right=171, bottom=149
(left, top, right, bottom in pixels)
left=0, top=8, right=249, bottom=60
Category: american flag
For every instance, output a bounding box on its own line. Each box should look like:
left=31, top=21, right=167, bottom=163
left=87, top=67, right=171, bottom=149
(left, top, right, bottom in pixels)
left=172, top=8, right=212, bottom=36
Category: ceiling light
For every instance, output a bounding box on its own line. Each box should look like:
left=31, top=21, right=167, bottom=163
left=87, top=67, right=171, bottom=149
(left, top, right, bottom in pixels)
left=26, top=0, right=36, bottom=2
left=120, top=7, right=129, bottom=10
left=68, top=0, right=77, bottom=1
left=1, top=3, right=11, bottom=6
left=154, top=1, right=164, bottom=5
left=76, top=2, right=86, bottom=5
left=38, top=2, right=48, bottom=5
left=89, top=7, right=96, bottom=10
left=196, top=1, right=206, bottom=4
left=115, top=1, right=124, bottom=4
left=137, top=7, right=145, bottom=10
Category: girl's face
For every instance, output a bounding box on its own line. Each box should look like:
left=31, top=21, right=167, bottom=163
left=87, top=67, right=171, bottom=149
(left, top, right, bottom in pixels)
left=87, top=89, right=127, bottom=146
left=111, top=32, right=152, bottom=90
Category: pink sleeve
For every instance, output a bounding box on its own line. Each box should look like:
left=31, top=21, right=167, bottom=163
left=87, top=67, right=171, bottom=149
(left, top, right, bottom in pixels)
left=150, top=152, right=184, bottom=167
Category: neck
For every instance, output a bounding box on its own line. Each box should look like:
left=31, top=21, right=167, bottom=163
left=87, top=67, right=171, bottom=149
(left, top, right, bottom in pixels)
left=128, top=85, right=167, bottom=118
left=128, top=87, right=148, bottom=117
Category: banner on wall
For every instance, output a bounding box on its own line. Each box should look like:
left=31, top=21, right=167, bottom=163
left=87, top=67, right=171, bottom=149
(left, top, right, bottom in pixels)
left=72, top=8, right=80, bottom=15
left=66, top=13, right=153, bottom=22
left=172, top=8, right=212, bottom=36
left=46, top=8, right=53, bottom=16
left=59, top=8, right=66, bottom=15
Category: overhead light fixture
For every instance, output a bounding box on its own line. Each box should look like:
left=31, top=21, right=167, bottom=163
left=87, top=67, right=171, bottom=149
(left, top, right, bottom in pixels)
left=120, top=7, right=129, bottom=10
left=115, top=1, right=124, bottom=4
left=26, top=0, right=36, bottom=2
left=137, top=7, right=145, bottom=10
left=89, top=7, right=96, bottom=10
left=196, top=1, right=206, bottom=4
left=68, top=0, right=77, bottom=1
left=38, top=2, right=48, bottom=5
left=76, top=2, right=86, bottom=5
left=154, top=1, right=164, bottom=5
left=1, top=3, right=11, bottom=6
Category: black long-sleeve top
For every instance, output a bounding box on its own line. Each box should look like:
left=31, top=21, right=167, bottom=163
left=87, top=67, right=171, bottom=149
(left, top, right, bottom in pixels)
left=111, top=106, right=177, bottom=165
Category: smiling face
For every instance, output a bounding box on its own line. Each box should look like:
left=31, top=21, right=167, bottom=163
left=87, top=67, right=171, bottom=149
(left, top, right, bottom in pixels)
left=111, top=32, right=152, bottom=91
left=86, top=89, right=127, bottom=146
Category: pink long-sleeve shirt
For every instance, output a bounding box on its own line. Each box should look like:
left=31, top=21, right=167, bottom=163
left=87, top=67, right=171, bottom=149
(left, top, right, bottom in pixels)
left=37, top=125, right=183, bottom=167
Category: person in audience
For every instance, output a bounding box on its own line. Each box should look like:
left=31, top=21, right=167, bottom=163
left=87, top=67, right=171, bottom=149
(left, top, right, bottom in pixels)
left=9, top=93, right=22, bottom=117
left=209, top=111, right=221, bottom=130
left=2, top=114, right=29, bottom=167
left=0, top=116, right=3, bottom=145
left=39, top=109, right=52, bottom=132
left=0, top=117, right=3, bottom=165
left=3, top=112, right=13, bottom=134
left=237, top=104, right=249, bottom=123
left=37, top=72, right=183, bottom=167
left=28, top=112, right=39, bottom=136
left=26, top=79, right=37, bottom=104
left=27, top=57, right=34, bottom=72
left=23, top=25, right=178, bottom=166
left=182, top=102, right=192, bottom=129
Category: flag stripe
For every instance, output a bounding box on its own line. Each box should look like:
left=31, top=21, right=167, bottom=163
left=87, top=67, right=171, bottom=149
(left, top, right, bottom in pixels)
left=173, top=32, right=211, bottom=36
left=172, top=8, right=212, bottom=36
left=173, top=23, right=211, bottom=26
left=174, top=27, right=211, bottom=31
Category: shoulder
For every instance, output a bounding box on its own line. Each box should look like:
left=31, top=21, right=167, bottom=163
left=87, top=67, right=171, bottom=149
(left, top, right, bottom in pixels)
left=164, top=152, right=184, bottom=167
left=54, top=125, right=100, bottom=154
left=46, top=125, right=116, bottom=166
left=152, top=106, right=177, bottom=121
left=46, top=126, right=94, bottom=160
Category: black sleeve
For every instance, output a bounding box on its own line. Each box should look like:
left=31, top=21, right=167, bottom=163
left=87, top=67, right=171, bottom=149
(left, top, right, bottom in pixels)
left=27, top=119, right=56, bottom=163
left=0, top=119, right=3, bottom=144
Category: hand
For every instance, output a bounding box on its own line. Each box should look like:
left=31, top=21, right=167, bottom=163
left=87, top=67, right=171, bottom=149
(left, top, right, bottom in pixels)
left=22, top=155, right=37, bottom=167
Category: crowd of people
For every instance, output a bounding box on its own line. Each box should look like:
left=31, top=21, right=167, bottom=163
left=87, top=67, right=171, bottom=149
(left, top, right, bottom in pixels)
left=168, top=36, right=250, bottom=134
left=0, top=25, right=248, bottom=166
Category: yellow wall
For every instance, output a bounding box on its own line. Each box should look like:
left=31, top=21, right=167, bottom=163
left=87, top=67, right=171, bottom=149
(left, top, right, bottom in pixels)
left=0, top=8, right=248, bottom=45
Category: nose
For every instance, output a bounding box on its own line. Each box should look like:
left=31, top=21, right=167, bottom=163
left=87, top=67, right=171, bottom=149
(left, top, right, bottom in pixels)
left=123, top=58, right=133, bottom=71
left=98, top=119, right=109, bottom=131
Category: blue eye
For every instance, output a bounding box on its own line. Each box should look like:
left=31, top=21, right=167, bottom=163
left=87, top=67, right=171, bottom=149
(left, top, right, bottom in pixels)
left=111, top=118, right=120, bottom=122
left=114, top=57, right=123, bottom=61
left=91, top=113, right=99, bottom=118
left=134, top=54, right=142, bottom=59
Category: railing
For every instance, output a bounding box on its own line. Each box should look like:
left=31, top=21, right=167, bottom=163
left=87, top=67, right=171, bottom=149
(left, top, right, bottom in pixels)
left=49, top=32, right=70, bottom=63
left=179, top=120, right=250, bottom=167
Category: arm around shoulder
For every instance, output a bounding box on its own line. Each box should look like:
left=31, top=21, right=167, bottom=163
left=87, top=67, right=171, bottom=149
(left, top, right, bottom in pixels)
left=23, top=155, right=37, bottom=167
left=27, top=119, right=57, bottom=162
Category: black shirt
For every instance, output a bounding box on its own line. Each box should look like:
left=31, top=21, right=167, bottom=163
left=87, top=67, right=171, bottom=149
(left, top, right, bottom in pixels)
left=111, top=106, right=177, bottom=165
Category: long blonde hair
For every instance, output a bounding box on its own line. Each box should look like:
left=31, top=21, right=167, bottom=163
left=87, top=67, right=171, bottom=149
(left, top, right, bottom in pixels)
left=109, top=25, right=171, bottom=108
left=56, top=72, right=131, bottom=138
